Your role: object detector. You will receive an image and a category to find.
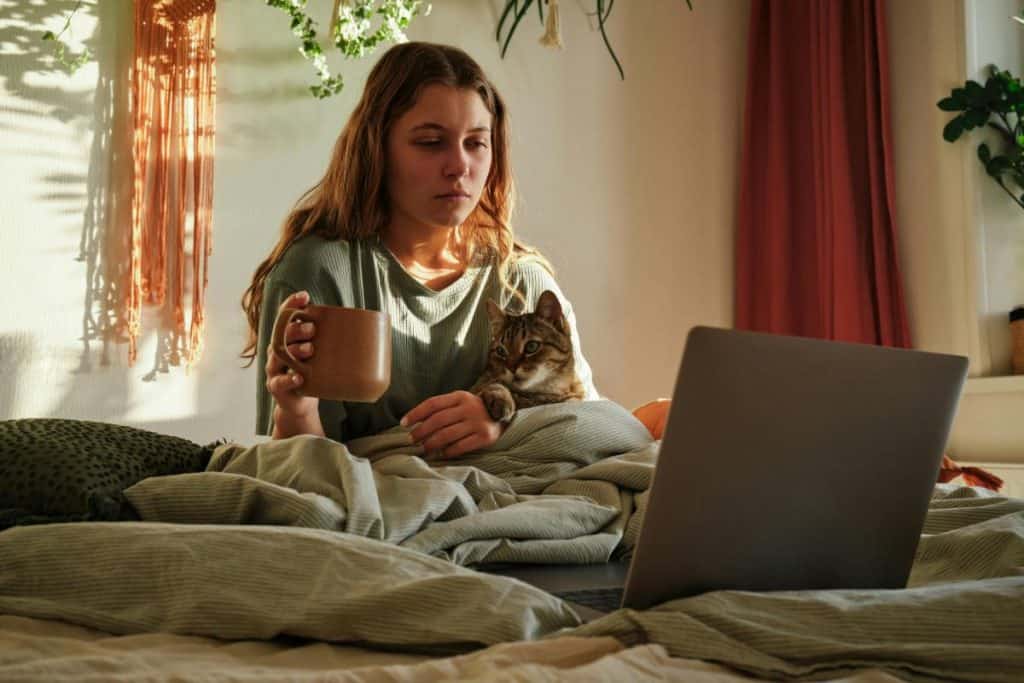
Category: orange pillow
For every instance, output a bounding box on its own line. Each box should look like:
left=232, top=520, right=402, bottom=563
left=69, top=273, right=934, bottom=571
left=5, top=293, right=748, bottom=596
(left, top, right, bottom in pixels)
left=632, top=398, right=671, bottom=440
left=939, top=455, right=1004, bottom=492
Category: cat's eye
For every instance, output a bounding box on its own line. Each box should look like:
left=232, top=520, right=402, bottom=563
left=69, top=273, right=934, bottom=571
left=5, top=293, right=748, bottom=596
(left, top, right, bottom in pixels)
left=524, top=341, right=540, bottom=355
left=495, top=346, right=508, bottom=358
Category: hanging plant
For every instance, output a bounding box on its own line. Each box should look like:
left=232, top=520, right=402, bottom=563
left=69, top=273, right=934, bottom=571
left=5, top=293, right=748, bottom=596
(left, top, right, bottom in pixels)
left=40, top=0, right=92, bottom=74
left=266, top=0, right=432, bottom=99
left=497, top=0, right=694, bottom=80
left=42, top=0, right=695, bottom=98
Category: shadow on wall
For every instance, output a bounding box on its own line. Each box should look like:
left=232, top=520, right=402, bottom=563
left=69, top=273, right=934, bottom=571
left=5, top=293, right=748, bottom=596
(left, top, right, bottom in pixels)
left=0, top=0, right=94, bottom=121
left=0, top=333, right=30, bottom=420
left=75, top=0, right=132, bottom=378
left=1, top=2, right=202, bottom=418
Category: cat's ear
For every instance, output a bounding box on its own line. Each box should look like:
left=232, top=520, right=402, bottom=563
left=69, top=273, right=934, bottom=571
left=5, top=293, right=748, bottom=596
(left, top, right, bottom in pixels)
left=486, top=299, right=506, bottom=335
left=535, top=290, right=567, bottom=332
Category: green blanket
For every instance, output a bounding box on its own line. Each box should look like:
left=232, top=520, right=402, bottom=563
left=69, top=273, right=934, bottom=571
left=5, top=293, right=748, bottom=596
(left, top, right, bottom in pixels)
left=565, top=484, right=1024, bottom=682
left=125, top=400, right=657, bottom=565
left=1, top=399, right=1021, bottom=681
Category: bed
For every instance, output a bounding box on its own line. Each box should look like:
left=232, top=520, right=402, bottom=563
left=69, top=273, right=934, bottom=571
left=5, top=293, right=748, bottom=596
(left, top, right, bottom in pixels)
left=1, top=401, right=1021, bottom=682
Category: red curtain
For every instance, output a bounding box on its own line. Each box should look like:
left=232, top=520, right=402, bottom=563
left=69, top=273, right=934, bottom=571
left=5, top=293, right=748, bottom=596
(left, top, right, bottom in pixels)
left=734, top=0, right=911, bottom=348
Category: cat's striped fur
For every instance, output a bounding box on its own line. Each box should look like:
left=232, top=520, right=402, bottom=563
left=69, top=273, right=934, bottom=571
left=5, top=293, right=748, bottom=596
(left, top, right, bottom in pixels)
left=471, top=290, right=585, bottom=423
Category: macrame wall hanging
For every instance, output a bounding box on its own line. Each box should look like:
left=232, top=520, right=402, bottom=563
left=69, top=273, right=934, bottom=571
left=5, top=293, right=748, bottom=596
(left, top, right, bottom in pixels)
left=129, top=0, right=216, bottom=368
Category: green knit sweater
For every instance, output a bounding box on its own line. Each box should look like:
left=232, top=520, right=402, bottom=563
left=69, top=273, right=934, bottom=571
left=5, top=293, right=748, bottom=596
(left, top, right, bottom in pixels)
left=256, top=236, right=599, bottom=441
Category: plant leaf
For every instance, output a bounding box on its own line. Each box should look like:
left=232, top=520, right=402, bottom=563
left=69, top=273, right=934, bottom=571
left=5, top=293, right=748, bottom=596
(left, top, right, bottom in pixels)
left=965, top=108, right=990, bottom=128
left=979, top=143, right=992, bottom=164
left=943, top=117, right=965, bottom=142
left=937, top=96, right=963, bottom=112
left=986, top=156, right=1011, bottom=177
left=965, top=80, right=986, bottom=106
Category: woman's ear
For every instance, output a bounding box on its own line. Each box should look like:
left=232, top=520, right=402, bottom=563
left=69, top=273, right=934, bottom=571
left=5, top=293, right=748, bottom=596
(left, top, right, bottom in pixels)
left=534, top=290, right=566, bottom=332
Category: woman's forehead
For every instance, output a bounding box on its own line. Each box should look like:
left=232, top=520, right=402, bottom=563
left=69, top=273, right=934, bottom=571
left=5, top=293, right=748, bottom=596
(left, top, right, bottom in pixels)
left=398, top=84, right=491, bottom=132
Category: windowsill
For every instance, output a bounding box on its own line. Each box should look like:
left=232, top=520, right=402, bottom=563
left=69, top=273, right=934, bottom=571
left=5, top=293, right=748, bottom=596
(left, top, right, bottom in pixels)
left=964, top=375, right=1024, bottom=395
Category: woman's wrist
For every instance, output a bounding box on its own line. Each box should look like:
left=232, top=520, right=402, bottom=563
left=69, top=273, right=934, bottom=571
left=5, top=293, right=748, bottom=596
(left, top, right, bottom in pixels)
left=272, top=403, right=325, bottom=439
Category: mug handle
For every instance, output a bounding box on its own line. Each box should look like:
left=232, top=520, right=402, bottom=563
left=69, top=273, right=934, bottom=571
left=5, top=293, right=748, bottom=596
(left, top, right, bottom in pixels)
left=271, top=306, right=314, bottom=378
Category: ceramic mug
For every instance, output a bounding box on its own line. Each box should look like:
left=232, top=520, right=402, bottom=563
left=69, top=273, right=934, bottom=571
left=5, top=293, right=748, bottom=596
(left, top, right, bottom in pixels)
left=271, top=304, right=391, bottom=402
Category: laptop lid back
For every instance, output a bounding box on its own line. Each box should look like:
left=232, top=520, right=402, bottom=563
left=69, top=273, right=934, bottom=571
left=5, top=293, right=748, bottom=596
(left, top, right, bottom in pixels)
left=622, top=326, right=968, bottom=610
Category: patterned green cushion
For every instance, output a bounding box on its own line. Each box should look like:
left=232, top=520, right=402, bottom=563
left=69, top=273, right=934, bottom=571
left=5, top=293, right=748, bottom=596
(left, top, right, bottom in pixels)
left=0, top=418, right=218, bottom=529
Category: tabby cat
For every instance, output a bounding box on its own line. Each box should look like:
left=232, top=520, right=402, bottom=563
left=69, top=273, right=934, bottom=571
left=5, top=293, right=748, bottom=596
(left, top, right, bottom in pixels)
left=471, top=290, right=586, bottom=423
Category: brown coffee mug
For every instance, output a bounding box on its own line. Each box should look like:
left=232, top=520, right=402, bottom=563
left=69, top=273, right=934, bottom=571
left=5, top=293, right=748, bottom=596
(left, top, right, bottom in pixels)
left=271, top=304, right=391, bottom=402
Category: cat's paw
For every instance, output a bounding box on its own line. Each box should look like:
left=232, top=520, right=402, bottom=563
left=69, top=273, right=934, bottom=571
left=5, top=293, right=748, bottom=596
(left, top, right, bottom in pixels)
left=479, top=384, right=516, bottom=423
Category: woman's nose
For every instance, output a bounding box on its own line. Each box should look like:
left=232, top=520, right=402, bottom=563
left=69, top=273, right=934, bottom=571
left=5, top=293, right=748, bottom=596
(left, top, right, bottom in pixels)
left=444, top=151, right=471, bottom=178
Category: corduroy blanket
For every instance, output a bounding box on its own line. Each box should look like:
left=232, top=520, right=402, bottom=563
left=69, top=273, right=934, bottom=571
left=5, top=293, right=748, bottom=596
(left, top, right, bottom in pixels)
left=125, top=400, right=657, bottom=565
left=0, top=400, right=1021, bottom=681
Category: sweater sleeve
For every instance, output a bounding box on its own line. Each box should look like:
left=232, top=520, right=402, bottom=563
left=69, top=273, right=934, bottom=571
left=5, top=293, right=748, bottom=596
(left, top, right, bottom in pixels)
left=507, top=261, right=601, bottom=400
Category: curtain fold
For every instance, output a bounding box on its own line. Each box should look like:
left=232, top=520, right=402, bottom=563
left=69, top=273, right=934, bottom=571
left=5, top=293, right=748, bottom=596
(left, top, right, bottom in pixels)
left=735, top=0, right=911, bottom=348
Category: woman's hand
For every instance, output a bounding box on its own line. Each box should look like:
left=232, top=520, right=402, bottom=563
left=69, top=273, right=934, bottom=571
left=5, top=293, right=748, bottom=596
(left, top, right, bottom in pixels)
left=401, top=390, right=504, bottom=459
left=266, top=291, right=322, bottom=436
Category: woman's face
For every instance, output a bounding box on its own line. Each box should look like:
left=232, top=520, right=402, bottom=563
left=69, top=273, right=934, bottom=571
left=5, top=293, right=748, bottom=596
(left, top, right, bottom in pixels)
left=385, top=84, right=494, bottom=232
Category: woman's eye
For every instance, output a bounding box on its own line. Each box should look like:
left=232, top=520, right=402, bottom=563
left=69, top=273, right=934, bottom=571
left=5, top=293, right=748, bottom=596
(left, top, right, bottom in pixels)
left=495, top=346, right=508, bottom=358
left=524, top=341, right=540, bottom=354
left=415, top=139, right=440, bottom=146
left=468, top=140, right=488, bottom=149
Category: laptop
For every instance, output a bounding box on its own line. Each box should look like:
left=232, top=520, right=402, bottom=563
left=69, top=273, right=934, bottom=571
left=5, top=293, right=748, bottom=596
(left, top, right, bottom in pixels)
left=482, top=326, right=968, bottom=620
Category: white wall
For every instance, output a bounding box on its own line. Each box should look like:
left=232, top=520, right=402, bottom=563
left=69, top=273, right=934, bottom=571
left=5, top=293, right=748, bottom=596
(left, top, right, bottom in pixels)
left=0, top=0, right=749, bottom=443
left=963, top=0, right=1024, bottom=376
left=889, top=0, right=1024, bottom=469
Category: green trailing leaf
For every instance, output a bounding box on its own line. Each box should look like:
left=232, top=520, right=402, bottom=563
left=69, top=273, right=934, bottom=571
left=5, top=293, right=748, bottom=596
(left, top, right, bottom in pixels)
left=39, top=0, right=92, bottom=74
left=266, top=0, right=430, bottom=98
left=496, top=0, right=694, bottom=79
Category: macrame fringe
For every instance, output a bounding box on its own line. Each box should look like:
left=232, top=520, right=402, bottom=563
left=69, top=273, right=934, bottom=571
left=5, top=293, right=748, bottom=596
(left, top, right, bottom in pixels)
left=539, top=0, right=563, bottom=49
left=130, top=0, right=216, bottom=369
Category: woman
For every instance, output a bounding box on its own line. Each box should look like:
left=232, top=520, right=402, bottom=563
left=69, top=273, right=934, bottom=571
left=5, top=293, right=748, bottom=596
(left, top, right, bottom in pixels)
left=241, top=41, right=598, bottom=458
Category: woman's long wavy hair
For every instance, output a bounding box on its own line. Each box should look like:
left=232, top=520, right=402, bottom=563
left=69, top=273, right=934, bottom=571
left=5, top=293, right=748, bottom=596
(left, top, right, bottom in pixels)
left=240, top=41, right=550, bottom=365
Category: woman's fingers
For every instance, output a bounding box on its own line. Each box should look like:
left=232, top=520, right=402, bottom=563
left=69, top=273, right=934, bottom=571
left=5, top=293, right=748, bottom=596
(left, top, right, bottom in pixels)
left=420, top=421, right=474, bottom=452
left=402, top=391, right=503, bottom=459
left=401, top=392, right=466, bottom=430
left=285, top=321, right=316, bottom=345
left=409, top=405, right=464, bottom=445
left=280, top=290, right=310, bottom=311
left=442, top=433, right=486, bottom=459
left=268, top=370, right=303, bottom=396
left=287, top=341, right=314, bottom=360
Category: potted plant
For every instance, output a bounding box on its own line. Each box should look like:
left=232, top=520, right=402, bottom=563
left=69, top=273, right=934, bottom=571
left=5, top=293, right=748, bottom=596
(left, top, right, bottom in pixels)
left=938, top=65, right=1024, bottom=210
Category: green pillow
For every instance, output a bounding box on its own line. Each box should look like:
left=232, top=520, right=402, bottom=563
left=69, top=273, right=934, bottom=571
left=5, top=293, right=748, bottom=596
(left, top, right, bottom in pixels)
left=0, top=418, right=219, bottom=529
